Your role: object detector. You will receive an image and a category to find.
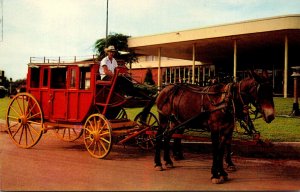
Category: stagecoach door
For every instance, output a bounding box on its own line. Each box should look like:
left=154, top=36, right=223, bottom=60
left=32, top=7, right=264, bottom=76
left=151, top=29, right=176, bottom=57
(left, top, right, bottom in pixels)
left=49, top=67, right=67, bottom=120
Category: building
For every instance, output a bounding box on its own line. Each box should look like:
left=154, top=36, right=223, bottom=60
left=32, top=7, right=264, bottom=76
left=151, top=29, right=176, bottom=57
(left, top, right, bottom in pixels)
left=128, top=14, right=300, bottom=97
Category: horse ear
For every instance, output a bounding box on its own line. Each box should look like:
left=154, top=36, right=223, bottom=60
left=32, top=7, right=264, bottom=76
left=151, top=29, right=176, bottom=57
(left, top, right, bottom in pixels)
left=248, top=70, right=255, bottom=78
left=262, top=70, right=269, bottom=79
left=249, top=70, right=262, bottom=82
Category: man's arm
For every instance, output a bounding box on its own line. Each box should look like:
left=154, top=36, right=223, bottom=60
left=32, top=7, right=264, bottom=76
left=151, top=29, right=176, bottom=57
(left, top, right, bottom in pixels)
left=102, top=65, right=114, bottom=77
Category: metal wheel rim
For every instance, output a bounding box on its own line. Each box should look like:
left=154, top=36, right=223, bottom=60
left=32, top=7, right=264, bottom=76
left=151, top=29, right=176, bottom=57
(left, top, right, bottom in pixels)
left=83, top=114, right=112, bottom=158
left=6, top=93, right=43, bottom=148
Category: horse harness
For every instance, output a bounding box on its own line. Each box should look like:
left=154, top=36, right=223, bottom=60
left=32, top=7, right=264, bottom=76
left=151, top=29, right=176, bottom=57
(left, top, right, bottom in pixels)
left=157, top=83, right=236, bottom=136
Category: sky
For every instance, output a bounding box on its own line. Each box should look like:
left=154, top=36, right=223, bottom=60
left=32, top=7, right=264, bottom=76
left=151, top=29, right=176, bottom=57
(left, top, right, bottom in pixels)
left=0, top=0, right=300, bottom=81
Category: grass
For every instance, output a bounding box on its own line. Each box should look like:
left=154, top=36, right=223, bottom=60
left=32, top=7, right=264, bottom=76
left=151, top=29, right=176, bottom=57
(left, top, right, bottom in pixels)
left=0, top=96, right=10, bottom=120
left=1, top=96, right=299, bottom=142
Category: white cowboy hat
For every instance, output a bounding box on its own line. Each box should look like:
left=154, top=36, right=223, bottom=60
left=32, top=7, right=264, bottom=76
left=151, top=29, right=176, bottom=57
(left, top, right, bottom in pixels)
left=104, top=45, right=117, bottom=53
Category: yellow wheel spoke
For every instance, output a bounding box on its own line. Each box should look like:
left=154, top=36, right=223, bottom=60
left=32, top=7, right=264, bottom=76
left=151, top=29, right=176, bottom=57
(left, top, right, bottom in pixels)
left=99, top=131, right=110, bottom=137
left=68, top=129, right=71, bottom=139
left=92, top=141, right=97, bottom=154
left=12, top=124, right=22, bottom=138
left=26, top=102, right=37, bottom=118
left=7, top=115, right=19, bottom=120
left=28, top=120, right=41, bottom=125
left=18, top=125, right=25, bottom=144
left=85, top=127, right=93, bottom=134
left=99, top=140, right=108, bottom=152
left=27, top=112, right=41, bottom=120
left=62, top=129, right=66, bottom=138
left=87, top=140, right=94, bottom=149
left=27, top=125, right=35, bottom=142
left=100, top=137, right=110, bottom=144
left=8, top=122, right=19, bottom=130
left=93, top=117, right=97, bottom=131
left=96, top=141, right=102, bottom=156
left=71, top=129, right=77, bottom=136
left=27, top=123, right=40, bottom=135
left=88, top=120, right=95, bottom=131
left=16, top=97, right=24, bottom=115
left=9, top=106, right=21, bottom=117
left=25, top=124, right=28, bottom=146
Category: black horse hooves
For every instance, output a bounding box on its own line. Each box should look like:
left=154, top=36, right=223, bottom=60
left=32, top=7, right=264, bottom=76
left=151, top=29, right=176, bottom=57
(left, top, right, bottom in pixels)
left=154, top=163, right=174, bottom=171
left=154, top=165, right=163, bottom=171
left=211, top=175, right=229, bottom=184
left=165, top=163, right=174, bottom=169
left=227, top=165, right=237, bottom=172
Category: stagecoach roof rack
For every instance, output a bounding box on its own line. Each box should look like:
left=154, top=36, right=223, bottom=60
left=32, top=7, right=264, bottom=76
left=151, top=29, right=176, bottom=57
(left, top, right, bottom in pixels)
left=28, top=55, right=99, bottom=66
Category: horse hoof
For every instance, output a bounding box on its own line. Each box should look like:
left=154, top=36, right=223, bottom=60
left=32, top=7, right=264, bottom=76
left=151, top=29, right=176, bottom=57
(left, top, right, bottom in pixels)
left=165, top=163, right=174, bottom=169
left=174, top=155, right=184, bottom=161
left=227, top=165, right=237, bottom=172
left=211, top=178, right=224, bottom=184
left=154, top=165, right=163, bottom=171
left=220, top=175, right=229, bottom=182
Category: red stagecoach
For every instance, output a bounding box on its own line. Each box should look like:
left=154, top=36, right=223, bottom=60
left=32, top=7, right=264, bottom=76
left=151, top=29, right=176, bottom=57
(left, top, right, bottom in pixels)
left=6, top=56, right=158, bottom=158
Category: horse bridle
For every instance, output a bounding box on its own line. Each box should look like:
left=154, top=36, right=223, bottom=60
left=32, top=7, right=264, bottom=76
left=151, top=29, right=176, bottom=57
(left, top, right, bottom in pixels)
left=237, top=80, right=262, bottom=118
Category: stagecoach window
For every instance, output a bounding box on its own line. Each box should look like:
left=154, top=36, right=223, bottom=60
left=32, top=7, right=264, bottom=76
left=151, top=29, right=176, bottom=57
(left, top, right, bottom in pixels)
left=50, top=68, right=67, bottom=89
left=70, top=68, right=76, bottom=88
left=30, top=68, right=40, bottom=88
left=43, top=68, right=48, bottom=87
left=80, top=67, right=91, bottom=90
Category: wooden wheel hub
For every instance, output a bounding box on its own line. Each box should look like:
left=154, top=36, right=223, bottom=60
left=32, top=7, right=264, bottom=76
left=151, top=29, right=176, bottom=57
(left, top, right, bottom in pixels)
left=19, top=115, right=28, bottom=125
left=90, top=131, right=101, bottom=142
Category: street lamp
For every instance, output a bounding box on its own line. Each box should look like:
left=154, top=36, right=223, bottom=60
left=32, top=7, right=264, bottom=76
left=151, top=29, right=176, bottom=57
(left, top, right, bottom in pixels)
left=291, top=66, right=300, bottom=116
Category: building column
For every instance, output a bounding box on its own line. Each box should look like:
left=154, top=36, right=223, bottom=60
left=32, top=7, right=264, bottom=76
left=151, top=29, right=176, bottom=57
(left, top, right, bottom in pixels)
left=284, top=35, right=288, bottom=98
left=192, top=43, right=196, bottom=84
left=233, top=39, right=237, bottom=82
left=158, top=47, right=162, bottom=91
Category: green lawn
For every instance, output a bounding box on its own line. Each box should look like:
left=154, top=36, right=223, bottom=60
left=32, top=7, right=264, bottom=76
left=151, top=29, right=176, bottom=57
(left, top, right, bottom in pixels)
left=1, top=96, right=299, bottom=142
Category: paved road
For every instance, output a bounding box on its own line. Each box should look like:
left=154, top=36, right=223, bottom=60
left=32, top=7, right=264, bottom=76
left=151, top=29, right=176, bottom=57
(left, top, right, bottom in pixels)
left=1, top=131, right=300, bottom=191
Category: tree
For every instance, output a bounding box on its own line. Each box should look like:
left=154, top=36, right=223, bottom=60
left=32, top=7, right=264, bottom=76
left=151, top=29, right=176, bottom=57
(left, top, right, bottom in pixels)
left=143, top=68, right=155, bottom=85
left=94, top=33, right=138, bottom=64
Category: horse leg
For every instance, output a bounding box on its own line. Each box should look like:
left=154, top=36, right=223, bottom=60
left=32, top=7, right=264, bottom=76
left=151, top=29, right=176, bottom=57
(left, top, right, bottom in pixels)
left=218, top=137, right=229, bottom=182
left=154, top=115, right=168, bottom=171
left=173, top=138, right=184, bottom=160
left=172, top=128, right=184, bottom=160
left=163, top=135, right=174, bottom=168
left=211, top=132, right=223, bottom=184
left=225, top=140, right=237, bottom=172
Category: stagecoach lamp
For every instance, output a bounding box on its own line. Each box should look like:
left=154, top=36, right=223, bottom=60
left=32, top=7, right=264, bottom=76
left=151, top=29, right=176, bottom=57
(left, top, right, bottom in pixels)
left=291, top=66, right=300, bottom=116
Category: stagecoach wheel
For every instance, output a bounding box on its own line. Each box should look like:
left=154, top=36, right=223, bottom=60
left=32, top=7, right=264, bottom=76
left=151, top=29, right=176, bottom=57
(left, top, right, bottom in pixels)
left=53, top=127, right=83, bottom=142
left=6, top=93, right=44, bottom=148
left=134, top=112, right=159, bottom=150
left=83, top=114, right=112, bottom=159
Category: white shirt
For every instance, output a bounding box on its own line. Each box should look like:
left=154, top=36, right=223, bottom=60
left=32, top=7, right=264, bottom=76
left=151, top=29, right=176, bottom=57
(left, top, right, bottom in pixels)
left=99, top=56, right=118, bottom=79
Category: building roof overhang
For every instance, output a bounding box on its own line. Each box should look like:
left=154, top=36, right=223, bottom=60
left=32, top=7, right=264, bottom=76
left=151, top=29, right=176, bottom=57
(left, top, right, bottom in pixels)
left=128, top=15, right=300, bottom=64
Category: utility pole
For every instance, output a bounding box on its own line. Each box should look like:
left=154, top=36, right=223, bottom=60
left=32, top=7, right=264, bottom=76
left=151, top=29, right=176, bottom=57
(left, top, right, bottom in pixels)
left=105, top=0, right=109, bottom=46
left=0, top=0, right=3, bottom=42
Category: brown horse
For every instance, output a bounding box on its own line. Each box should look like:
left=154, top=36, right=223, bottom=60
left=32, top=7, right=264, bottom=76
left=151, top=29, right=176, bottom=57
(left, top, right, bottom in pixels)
left=154, top=71, right=275, bottom=184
